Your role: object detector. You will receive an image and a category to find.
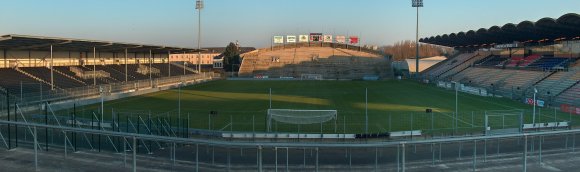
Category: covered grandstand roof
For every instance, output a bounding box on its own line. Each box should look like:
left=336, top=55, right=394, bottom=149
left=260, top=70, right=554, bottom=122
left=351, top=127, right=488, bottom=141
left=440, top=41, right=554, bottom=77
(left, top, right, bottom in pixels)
left=420, top=13, right=580, bottom=47
left=0, top=34, right=204, bottom=54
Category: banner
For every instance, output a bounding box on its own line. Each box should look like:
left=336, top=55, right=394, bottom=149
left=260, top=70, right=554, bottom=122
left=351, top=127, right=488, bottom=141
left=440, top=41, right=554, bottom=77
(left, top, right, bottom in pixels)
left=299, top=35, right=309, bottom=42
left=349, top=36, right=359, bottom=44
left=323, top=35, right=333, bottom=43
left=310, top=33, right=322, bottom=42
left=273, top=36, right=284, bottom=44
left=561, top=104, right=580, bottom=115
left=525, top=98, right=544, bottom=107
left=336, top=36, right=346, bottom=43
left=286, top=35, right=297, bottom=43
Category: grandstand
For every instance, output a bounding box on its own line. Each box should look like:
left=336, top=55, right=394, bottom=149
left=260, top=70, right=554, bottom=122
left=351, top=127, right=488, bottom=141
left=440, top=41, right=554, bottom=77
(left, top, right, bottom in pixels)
left=0, top=34, right=214, bottom=105
left=421, top=13, right=580, bottom=107
left=239, top=43, right=392, bottom=80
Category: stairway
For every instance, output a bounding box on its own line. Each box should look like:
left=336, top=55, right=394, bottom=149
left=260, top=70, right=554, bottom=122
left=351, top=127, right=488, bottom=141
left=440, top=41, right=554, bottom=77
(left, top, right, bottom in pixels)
left=50, top=67, right=88, bottom=85
left=172, top=62, right=198, bottom=74
left=14, top=67, right=61, bottom=90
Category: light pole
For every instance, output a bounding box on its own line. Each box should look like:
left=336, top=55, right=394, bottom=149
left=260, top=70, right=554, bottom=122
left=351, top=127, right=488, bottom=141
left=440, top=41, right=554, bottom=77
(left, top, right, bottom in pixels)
left=178, top=82, right=183, bottom=121
left=451, top=81, right=459, bottom=131
left=412, top=0, right=423, bottom=79
left=196, top=0, right=204, bottom=73
left=533, top=87, right=538, bottom=124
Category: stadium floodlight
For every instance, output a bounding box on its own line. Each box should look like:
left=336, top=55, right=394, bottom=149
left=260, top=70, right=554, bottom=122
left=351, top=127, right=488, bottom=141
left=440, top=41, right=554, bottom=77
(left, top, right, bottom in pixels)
left=411, top=0, right=423, bottom=79
left=195, top=0, right=204, bottom=73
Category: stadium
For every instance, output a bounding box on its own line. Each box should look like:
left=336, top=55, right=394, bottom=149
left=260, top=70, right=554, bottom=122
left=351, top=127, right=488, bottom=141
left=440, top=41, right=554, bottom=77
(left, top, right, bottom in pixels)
left=0, top=1, right=579, bottom=172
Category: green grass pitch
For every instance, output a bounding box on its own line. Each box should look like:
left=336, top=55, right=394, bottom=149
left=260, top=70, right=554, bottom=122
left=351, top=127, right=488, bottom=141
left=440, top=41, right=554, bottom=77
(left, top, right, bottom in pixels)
left=71, top=80, right=576, bottom=134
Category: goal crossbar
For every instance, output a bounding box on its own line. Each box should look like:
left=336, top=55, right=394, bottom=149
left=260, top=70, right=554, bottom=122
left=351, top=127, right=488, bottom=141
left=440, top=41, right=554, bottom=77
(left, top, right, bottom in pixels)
left=267, top=109, right=337, bottom=132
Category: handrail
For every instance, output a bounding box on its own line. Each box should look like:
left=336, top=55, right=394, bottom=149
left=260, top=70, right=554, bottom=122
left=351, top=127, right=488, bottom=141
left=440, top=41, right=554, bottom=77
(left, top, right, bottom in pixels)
left=1, top=119, right=579, bottom=148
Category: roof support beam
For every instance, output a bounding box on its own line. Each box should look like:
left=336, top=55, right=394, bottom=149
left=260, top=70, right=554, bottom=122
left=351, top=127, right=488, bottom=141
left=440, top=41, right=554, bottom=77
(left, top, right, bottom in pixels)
left=14, top=40, right=72, bottom=50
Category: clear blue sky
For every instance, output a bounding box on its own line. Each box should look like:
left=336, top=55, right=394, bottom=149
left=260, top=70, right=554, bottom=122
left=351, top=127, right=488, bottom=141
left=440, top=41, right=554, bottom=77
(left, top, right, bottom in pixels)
left=0, top=0, right=578, bottom=48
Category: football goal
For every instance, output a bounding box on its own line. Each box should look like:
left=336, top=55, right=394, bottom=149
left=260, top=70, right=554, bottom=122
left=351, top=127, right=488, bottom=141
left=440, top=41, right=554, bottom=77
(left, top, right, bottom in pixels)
left=267, top=109, right=337, bottom=132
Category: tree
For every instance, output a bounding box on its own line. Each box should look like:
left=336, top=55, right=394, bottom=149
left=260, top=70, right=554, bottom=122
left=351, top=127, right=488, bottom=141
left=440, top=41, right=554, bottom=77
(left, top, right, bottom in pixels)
left=381, top=40, right=453, bottom=61
left=223, top=42, right=241, bottom=72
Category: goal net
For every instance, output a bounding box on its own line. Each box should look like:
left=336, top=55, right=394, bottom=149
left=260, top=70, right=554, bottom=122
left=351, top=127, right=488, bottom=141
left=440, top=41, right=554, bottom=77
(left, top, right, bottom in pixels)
left=267, top=109, right=337, bottom=132
left=484, top=110, right=523, bottom=135
left=301, top=74, right=323, bottom=80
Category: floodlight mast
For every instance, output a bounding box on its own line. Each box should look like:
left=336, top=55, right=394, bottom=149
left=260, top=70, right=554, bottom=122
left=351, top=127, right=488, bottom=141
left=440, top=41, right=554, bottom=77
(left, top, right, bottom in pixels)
left=196, top=0, right=204, bottom=73
left=412, top=0, right=423, bottom=79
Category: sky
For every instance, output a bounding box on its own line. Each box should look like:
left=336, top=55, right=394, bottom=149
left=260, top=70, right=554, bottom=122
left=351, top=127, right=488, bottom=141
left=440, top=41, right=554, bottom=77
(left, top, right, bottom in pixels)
left=0, top=0, right=578, bottom=48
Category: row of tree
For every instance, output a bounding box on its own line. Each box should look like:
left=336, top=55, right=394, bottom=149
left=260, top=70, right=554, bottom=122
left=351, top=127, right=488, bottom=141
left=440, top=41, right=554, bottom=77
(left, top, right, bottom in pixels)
left=223, top=42, right=241, bottom=72
left=381, top=40, right=453, bottom=61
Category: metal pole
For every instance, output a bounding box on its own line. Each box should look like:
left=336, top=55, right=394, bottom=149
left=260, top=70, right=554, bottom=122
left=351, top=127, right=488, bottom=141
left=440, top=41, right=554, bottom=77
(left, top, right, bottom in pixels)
left=168, top=51, right=171, bottom=77
left=316, top=147, right=319, bottom=172
left=397, top=145, right=400, bottom=171
left=196, top=144, right=199, bottom=172
left=402, top=143, right=406, bottom=172
left=269, top=88, right=272, bottom=109
left=539, top=136, right=542, bottom=163
left=258, top=146, right=263, bottom=172
left=34, top=126, right=38, bottom=171
left=93, top=47, right=96, bottom=86
left=50, top=45, right=54, bottom=90
left=149, top=50, right=153, bottom=87
left=64, top=131, right=67, bottom=159
left=473, top=140, right=477, bottom=172
left=523, top=136, right=527, bottom=172
left=178, top=83, right=181, bottom=124
left=133, top=136, right=137, bottom=172
left=456, top=82, right=458, bottom=131
left=533, top=91, right=536, bottom=124
left=415, top=5, right=419, bottom=79
left=125, top=48, right=128, bottom=82
left=365, top=88, right=368, bottom=134
left=197, top=0, right=203, bottom=73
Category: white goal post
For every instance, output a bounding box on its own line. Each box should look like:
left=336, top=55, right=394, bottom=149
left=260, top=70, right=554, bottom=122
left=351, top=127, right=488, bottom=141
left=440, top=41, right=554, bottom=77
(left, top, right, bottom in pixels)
left=300, top=74, right=323, bottom=80
left=267, top=109, right=337, bottom=132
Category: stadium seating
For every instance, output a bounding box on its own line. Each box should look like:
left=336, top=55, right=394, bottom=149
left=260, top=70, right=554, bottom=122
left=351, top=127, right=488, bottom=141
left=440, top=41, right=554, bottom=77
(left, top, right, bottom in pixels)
left=527, top=56, right=571, bottom=69
left=426, top=52, right=476, bottom=78
left=534, top=70, right=580, bottom=97
left=475, top=55, right=508, bottom=67
left=506, top=56, right=524, bottom=67
left=0, top=68, right=50, bottom=94
left=556, top=83, right=580, bottom=106
left=20, top=67, right=86, bottom=88
left=438, top=53, right=491, bottom=79
left=518, top=54, right=541, bottom=67
left=239, top=46, right=391, bottom=79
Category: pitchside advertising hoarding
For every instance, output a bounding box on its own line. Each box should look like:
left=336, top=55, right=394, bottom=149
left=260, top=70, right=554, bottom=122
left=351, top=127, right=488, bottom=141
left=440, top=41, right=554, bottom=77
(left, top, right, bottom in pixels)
left=310, top=33, right=322, bottom=42
left=336, top=36, right=346, bottom=43
left=561, top=104, right=580, bottom=115
left=323, top=35, right=333, bottom=43
left=525, top=98, right=545, bottom=107
left=349, top=36, right=359, bottom=44
left=299, top=35, right=309, bottom=42
left=273, top=36, right=284, bottom=44
left=286, top=35, right=297, bottom=43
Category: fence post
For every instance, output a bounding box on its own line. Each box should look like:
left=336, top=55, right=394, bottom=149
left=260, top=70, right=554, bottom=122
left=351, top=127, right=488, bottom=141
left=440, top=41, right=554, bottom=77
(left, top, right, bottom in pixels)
left=196, top=144, right=199, bottom=172
left=133, top=136, right=137, bottom=172
left=258, top=146, right=262, bottom=172
left=402, top=143, right=406, bottom=172
left=34, top=126, right=38, bottom=171
left=523, top=135, right=527, bottom=172
left=473, top=140, right=477, bottom=172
